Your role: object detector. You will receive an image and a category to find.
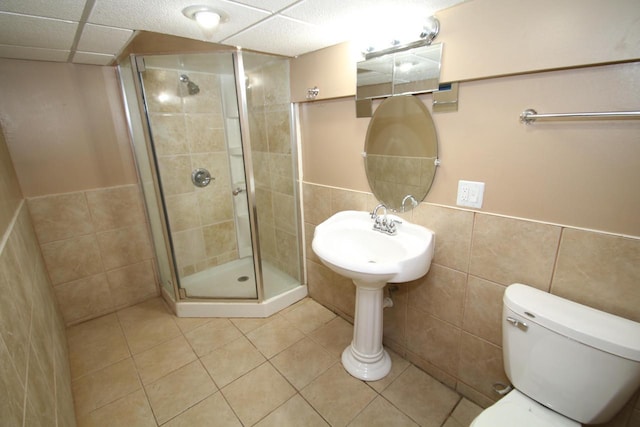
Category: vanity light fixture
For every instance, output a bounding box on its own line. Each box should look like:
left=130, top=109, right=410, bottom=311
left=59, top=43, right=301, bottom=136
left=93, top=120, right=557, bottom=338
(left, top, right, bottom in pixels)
left=420, top=16, right=440, bottom=45
left=182, top=5, right=226, bottom=30
left=364, top=16, right=440, bottom=56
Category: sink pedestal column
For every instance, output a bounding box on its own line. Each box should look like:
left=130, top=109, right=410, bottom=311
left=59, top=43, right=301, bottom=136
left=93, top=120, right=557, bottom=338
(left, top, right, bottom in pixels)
left=342, top=279, right=391, bottom=381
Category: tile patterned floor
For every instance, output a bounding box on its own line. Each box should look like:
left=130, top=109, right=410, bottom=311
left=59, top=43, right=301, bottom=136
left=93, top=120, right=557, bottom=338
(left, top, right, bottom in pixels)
left=67, top=297, right=482, bottom=427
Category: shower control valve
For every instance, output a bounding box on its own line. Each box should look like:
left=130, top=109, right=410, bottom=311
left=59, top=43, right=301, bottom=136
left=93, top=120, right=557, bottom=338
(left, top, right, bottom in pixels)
left=192, top=168, right=213, bottom=188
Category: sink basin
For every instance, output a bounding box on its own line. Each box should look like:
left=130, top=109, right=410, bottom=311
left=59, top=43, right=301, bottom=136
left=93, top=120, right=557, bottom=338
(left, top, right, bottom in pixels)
left=312, top=210, right=434, bottom=285
left=311, top=210, right=435, bottom=381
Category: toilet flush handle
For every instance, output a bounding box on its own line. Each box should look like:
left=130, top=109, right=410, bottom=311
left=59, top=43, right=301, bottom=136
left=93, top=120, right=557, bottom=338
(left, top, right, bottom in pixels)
left=506, top=316, right=528, bottom=332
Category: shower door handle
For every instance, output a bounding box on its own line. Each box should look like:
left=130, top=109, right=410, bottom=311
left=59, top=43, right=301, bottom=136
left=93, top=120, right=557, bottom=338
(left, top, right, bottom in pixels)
left=192, top=168, right=213, bottom=188
left=232, top=187, right=245, bottom=196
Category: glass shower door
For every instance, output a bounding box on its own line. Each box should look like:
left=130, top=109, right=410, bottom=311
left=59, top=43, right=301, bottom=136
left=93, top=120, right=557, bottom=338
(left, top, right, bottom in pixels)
left=138, top=52, right=258, bottom=300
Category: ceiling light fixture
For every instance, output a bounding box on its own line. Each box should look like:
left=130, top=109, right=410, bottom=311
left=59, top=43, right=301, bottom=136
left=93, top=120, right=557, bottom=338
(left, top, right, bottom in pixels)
left=182, top=5, right=226, bottom=30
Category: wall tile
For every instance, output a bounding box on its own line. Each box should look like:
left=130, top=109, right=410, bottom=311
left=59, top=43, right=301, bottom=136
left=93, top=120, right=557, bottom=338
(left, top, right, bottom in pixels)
left=408, top=263, right=467, bottom=327
left=552, top=229, right=640, bottom=322
left=41, top=234, right=103, bottom=285
left=196, top=188, right=233, bottom=226
left=383, top=283, right=408, bottom=347
left=457, top=332, right=508, bottom=403
left=143, top=69, right=182, bottom=113
left=106, top=260, right=157, bottom=309
left=186, top=114, right=225, bottom=153
left=165, top=193, right=200, bottom=232
left=157, top=155, right=194, bottom=196
left=183, top=73, right=222, bottom=114
left=462, top=276, right=505, bottom=346
left=406, top=307, right=461, bottom=377
left=303, top=183, right=331, bottom=225
left=0, top=127, right=22, bottom=235
left=0, top=337, right=26, bottom=426
left=469, top=214, right=561, bottom=290
left=330, top=187, right=373, bottom=214
left=311, top=263, right=354, bottom=315
left=148, top=114, right=188, bottom=155
left=203, top=221, right=236, bottom=258
left=54, top=273, right=114, bottom=324
left=25, top=343, right=56, bottom=426
left=191, top=152, right=231, bottom=188
left=0, top=246, right=32, bottom=379
left=265, top=109, right=291, bottom=154
left=86, top=185, right=145, bottom=232
left=412, top=204, right=474, bottom=272
left=305, top=223, right=320, bottom=265
left=27, top=192, right=94, bottom=243
left=96, top=224, right=153, bottom=270
left=172, top=228, right=206, bottom=269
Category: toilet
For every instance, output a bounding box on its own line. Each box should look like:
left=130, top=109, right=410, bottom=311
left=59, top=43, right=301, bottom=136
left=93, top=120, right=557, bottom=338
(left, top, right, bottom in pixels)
left=472, top=283, right=640, bottom=427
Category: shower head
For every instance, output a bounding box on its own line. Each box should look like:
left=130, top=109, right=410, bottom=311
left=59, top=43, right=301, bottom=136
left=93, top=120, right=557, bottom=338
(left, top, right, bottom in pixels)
left=179, top=74, right=200, bottom=95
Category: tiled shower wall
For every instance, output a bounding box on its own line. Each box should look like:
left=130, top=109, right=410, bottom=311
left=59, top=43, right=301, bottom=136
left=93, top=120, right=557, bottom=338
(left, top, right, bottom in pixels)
left=1, top=127, right=76, bottom=426
left=27, top=184, right=158, bottom=326
left=143, top=69, right=238, bottom=278
left=303, top=182, right=640, bottom=424
left=247, top=59, right=300, bottom=279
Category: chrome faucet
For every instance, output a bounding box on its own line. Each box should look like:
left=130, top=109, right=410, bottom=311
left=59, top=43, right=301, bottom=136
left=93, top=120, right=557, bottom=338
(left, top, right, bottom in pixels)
left=370, top=203, right=387, bottom=219
left=370, top=203, right=398, bottom=235
left=401, top=194, right=418, bottom=212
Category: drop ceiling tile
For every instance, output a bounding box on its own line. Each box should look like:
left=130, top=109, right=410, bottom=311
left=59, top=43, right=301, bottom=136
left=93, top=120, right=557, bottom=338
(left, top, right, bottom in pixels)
left=284, top=0, right=464, bottom=26
left=282, top=0, right=465, bottom=45
left=89, top=0, right=270, bottom=43
left=0, top=44, right=69, bottom=62
left=77, top=24, right=134, bottom=54
left=0, top=0, right=86, bottom=21
left=0, top=13, right=78, bottom=50
left=224, top=15, right=344, bottom=57
left=72, top=51, right=114, bottom=65
left=228, top=0, right=300, bottom=13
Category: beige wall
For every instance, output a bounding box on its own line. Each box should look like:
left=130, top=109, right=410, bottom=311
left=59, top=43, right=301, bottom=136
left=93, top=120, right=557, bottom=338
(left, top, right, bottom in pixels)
left=0, top=123, right=76, bottom=426
left=0, top=59, right=137, bottom=196
left=300, top=62, right=640, bottom=237
left=438, top=0, right=640, bottom=82
left=0, top=59, right=159, bottom=325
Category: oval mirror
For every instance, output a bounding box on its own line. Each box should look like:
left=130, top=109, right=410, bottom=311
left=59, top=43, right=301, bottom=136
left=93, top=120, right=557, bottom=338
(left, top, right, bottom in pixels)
left=364, top=95, right=438, bottom=212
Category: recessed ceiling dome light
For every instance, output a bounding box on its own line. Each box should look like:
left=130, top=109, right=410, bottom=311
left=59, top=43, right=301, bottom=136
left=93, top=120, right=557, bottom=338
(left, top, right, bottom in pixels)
left=182, top=5, right=227, bottom=30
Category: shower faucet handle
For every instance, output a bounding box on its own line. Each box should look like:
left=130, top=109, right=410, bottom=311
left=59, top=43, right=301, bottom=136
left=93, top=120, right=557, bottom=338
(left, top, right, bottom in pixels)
left=192, top=168, right=213, bottom=187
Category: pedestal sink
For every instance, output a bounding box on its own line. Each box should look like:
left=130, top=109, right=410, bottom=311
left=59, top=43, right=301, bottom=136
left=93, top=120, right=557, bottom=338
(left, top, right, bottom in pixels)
left=312, top=210, right=434, bottom=381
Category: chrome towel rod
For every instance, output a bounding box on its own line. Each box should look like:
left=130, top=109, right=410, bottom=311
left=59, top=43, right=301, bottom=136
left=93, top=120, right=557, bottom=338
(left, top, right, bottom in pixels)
left=520, top=108, right=640, bottom=124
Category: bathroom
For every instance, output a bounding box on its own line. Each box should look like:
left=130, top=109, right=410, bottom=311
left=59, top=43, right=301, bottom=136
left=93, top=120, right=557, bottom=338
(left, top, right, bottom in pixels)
left=0, top=0, right=639, bottom=426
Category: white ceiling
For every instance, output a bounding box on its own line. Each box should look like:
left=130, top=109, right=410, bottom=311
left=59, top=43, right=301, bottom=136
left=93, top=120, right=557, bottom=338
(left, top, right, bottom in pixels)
left=0, top=0, right=466, bottom=66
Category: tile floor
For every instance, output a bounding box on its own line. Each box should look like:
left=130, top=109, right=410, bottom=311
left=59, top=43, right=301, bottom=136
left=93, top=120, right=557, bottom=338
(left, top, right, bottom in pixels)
left=67, top=296, right=483, bottom=427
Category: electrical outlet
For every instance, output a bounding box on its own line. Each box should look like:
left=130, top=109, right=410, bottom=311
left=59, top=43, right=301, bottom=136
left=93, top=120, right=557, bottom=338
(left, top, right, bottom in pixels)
left=457, top=180, right=485, bottom=208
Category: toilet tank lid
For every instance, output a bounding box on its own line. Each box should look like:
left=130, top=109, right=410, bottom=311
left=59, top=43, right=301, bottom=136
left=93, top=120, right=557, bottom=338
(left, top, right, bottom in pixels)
left=504, top=284, right=640, bottom=362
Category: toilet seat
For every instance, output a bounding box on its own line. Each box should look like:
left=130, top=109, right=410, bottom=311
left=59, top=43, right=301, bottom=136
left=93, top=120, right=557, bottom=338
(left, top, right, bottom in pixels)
left=471, top=390, right=580, bottom=427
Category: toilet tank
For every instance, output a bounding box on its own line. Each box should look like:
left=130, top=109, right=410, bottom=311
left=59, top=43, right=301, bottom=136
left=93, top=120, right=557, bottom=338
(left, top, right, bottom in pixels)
left=503, top=283, right=640, bottom=424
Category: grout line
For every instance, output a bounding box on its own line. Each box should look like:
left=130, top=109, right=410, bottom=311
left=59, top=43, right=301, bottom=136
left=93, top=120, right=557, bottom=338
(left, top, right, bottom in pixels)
left=547, top=226, right=565, bottom=295
left=69, top=295, right=468, bottom=426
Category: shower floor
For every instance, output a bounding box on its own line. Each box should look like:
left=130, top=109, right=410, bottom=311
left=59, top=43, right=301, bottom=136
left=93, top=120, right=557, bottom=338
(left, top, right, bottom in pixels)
left=180, top=257, right=299, bottom=300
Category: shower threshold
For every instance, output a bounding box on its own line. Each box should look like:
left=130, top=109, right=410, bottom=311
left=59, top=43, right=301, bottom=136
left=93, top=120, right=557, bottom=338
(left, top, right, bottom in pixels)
left=174, top=257, right=307, bottom=318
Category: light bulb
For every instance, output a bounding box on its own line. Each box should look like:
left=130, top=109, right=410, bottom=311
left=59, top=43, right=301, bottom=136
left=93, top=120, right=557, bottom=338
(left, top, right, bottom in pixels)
left=194, top=10, right=221, bottom=29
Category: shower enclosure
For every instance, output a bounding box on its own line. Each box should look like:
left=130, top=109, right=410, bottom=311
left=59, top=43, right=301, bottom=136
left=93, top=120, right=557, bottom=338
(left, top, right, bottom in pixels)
left=118, top=49, right=306, bottom=316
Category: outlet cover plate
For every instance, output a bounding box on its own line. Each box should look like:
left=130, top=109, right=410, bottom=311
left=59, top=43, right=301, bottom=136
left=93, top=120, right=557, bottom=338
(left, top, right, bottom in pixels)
left=457, top=180, right=485, bottom=208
